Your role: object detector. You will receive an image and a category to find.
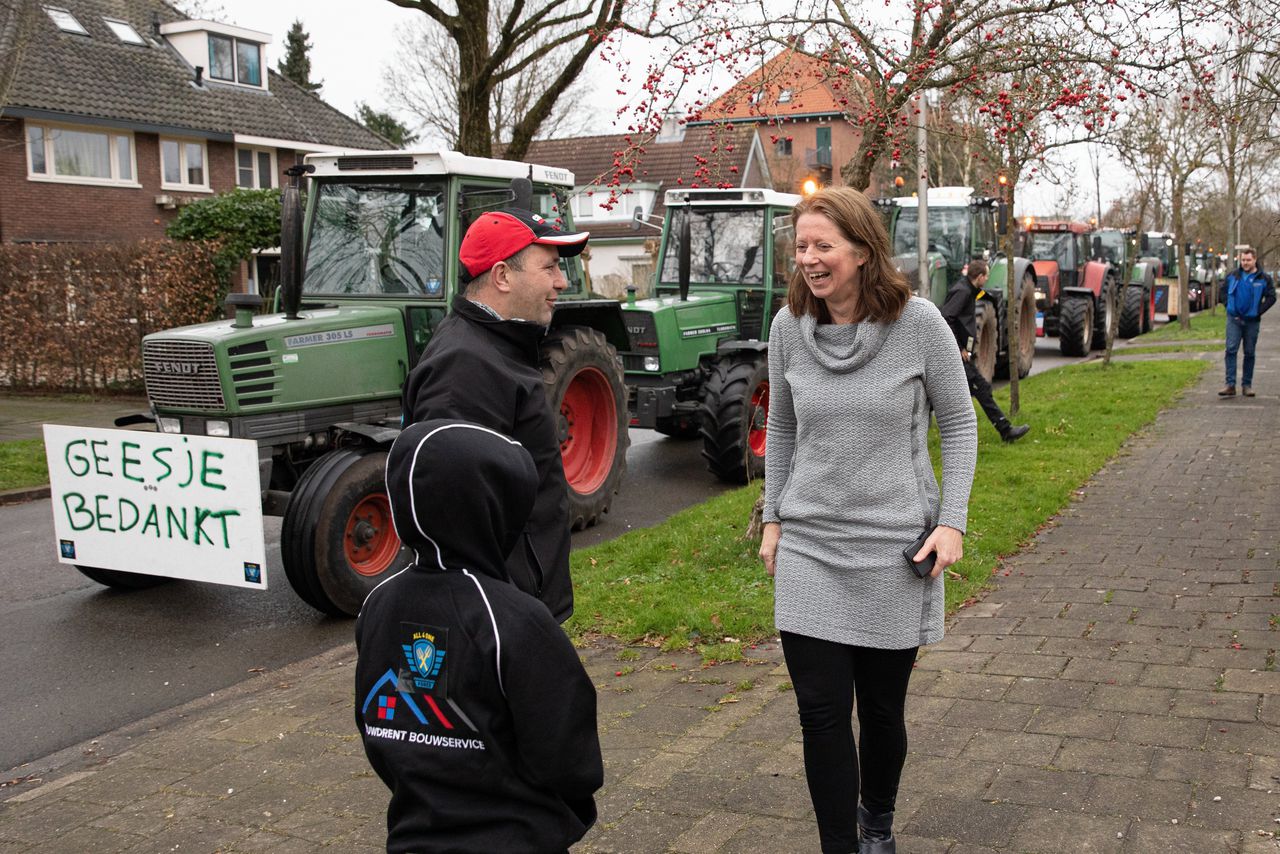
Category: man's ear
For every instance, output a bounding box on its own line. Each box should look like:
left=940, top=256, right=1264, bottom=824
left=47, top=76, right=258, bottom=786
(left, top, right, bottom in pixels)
left=488, top=261, right=514, bottom=295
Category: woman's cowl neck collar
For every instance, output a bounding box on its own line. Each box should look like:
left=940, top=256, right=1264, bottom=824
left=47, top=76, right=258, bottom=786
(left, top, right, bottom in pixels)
left=797, top=311, right=892, bottom=373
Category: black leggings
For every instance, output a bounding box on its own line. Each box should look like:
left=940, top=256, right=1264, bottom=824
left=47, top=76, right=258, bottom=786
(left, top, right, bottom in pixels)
left=780, top=631, right=918, bottom=854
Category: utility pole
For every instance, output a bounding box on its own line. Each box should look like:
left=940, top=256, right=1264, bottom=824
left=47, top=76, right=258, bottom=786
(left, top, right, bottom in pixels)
left=916, top=94, right=929, bottom=298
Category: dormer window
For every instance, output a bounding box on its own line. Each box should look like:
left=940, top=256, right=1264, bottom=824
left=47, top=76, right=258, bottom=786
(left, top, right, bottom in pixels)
left=778, top=89, right=793, bottom=104
left=209, top=34, right=261, bottom=86
left=104, top=18, right=145, bottom=45
left=44, top=6, right=88, bottom=35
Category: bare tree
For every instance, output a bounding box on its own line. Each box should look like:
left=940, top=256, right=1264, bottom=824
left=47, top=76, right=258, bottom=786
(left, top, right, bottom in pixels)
left=383, top=11, right=594, bottom=152
left=384, top=0, right=688, bottom=160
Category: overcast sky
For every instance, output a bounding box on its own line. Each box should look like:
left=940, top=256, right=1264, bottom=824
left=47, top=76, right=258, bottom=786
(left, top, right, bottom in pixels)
left=212, top=0, right=1120, bottom=217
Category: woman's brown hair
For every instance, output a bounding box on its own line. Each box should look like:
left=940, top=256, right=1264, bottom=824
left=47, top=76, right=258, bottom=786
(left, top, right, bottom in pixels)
left=786, top=186, right=911, bottom=323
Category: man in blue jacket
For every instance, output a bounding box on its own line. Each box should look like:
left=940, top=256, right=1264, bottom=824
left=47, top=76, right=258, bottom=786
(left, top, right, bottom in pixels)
left=1220, top=247, right=1276, bottom=397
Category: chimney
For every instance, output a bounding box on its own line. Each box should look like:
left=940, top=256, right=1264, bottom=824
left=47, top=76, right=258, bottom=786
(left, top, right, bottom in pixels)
left=194, top=66, right=204, bottom=87
left=657, top=109, right=685, bottom=143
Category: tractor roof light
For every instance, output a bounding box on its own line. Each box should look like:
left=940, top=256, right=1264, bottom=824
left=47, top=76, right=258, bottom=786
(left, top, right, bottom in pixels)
left=802, top=178, right=819, bottom=196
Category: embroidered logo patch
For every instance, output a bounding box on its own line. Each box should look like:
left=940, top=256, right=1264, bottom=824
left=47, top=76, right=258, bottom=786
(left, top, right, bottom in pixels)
left=401, top=624, right=448, bottom=695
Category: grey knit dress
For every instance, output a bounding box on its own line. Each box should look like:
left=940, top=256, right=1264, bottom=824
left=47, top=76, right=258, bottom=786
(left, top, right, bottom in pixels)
left=763, top=297, right=978, bottom=649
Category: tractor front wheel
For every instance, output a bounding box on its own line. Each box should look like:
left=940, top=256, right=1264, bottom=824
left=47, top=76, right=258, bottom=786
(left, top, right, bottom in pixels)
left=1058, top=296, right=1094, bottom=357
left=1119, top=286, right=1145, bottom=339
left=281, top=447, right=410, bottom=617
left=1092, top=278, right=1115, bottom=350
left=700, top=356, right=769, bottom=484
left=541, top=326, right=629, bottom=531
left=974, top=301, right=999, bottom=383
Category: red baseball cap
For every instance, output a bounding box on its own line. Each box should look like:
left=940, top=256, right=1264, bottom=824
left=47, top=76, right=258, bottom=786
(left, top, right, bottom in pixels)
left=458, top=208, right=590, bottom=279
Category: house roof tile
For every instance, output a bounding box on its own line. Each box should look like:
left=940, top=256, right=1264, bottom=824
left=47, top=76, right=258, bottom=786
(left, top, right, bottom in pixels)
left=694, top=48, right=853, bottom=124
left=4, top=0, right=387, bottom=150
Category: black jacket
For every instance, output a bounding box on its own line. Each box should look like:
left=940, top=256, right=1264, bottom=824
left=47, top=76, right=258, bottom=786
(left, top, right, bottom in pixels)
left=940, top=276, right=981, bottom=353
left=355, top=419, right=602, bottom=854
left=402, top=296, right=573, bottom=622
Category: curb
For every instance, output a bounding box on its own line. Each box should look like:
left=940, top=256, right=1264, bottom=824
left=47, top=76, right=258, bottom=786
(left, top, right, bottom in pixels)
left=0, top=485, right=49, bottom=506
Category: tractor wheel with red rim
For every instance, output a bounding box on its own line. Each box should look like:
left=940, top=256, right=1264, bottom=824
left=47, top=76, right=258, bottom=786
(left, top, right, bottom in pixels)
left=540, top=326, right=629, bottom=531
left=700, top=356, right=769, bottom=484
left=281, top=447, right=410, bottom=616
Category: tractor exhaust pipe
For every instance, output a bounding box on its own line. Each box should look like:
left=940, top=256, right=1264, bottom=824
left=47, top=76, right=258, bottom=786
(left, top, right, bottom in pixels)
left=677, top=211, right=691, bottom=302
left=280, top=163, right=315, bottom=320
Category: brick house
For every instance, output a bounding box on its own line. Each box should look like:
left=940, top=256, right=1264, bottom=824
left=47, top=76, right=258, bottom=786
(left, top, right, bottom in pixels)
left=524, top=118, right=770, bottom=297
left=691, top=47, right=874, bottom=197
left=0, top=0, right=387, bottom=290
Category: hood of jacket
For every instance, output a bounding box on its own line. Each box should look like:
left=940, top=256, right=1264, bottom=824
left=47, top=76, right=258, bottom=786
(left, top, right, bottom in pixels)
left=386, top=419, right=538, bottom=578
left=796, top=311, right=893, bottom=373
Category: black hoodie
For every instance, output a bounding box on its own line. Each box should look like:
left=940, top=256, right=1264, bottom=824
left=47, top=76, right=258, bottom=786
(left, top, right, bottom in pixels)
left=402, top=296, right=573, bottom=622
left=355, top=419, right=602, bottom=854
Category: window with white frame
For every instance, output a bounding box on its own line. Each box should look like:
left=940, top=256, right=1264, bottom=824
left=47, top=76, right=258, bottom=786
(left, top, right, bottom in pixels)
left=208, top=33, right=262, bottom=86
left=572, top=188, right=655, bottom=222
left=778, top=89, right=793, bottom=104
left=43, top=6, right=88, bottom=35
left=103, top=18, right=145, bottom=45
left=236, top=147, right=276, bottom=189
left=26, top=122, right=136, bottom=185
left=160, top=138, right=209, bottom=189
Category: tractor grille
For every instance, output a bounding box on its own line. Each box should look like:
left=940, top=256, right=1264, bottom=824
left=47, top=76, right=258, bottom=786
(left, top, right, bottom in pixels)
left=143, top=340, right=224, bottom=409
left=228, top=340, right=279, bottom=406
left=621, top=310, right=657, bottom=371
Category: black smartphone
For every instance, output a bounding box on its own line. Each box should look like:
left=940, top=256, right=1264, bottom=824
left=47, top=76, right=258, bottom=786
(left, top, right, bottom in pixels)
left=904, top=529, right=936, bottom=578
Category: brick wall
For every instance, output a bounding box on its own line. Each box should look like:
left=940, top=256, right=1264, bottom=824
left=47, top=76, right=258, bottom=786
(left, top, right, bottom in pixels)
left=0, top=118, right=241, bottom=244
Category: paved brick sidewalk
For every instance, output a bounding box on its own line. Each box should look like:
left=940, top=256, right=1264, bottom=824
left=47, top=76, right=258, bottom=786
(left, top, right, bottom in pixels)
left=2, top=336, right=1277, bottom=853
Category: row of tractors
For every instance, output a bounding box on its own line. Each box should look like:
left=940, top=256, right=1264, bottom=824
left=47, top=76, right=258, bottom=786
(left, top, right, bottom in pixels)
left=85, top=151, right=1212, bottom=616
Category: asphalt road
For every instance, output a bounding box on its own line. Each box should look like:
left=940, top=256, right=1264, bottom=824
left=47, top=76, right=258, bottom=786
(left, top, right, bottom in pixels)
left=0, top=338, right=1076, bottom=774
left=0, top=428, right=725, bottom=774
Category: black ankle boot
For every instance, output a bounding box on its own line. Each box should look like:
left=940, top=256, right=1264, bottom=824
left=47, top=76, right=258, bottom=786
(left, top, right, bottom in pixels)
left=857, top=804, right=895, bottom=854
left=996, top=419, right=1030, bottom=443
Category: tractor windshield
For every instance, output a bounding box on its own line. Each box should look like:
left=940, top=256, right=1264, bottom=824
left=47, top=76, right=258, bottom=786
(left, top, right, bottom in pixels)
left=304, top=181, right=447, bottom=296
left=1022, top=232, right=1075, bottom=267
left=659, top=207, right=766, bottom=285
left=1097, top=231, right=1126, bottom=268
left=892, top=206, right=971, bottom=268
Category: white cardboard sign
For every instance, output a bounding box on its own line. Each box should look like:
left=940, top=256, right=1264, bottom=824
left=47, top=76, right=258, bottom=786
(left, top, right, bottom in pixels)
left=43, top=425, right=268, bottom=589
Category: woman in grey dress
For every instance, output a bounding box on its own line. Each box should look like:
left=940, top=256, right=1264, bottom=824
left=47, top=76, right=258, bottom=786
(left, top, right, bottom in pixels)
left=760, top=187, right=977, bottom=853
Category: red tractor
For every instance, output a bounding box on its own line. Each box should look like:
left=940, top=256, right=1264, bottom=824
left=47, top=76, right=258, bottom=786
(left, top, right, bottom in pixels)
left=1022, top=220, right=1117, bottom=357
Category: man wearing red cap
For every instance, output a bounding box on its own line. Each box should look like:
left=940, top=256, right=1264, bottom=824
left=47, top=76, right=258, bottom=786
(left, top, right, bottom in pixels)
left=401, top=208, right=590, bottom=623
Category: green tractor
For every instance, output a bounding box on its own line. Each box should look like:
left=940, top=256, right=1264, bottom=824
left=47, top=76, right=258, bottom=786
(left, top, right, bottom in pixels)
left=126, top=151, right=630, bottom=616
left=621, top=188, right=800, bottom=484
left=876, top=187, right=1037, bottom=382
left=1096, top=228, right=1157, bottom=339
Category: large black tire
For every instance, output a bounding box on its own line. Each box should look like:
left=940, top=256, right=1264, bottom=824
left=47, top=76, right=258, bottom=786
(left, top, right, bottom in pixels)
left=75, top=565, right=169, bottom=590
left=1091, top=278, right=1115, bottom=350
left=994, top=270, right=1035, bottom=380
left=1058, top=296, right=1094, bottom=357
left=281, top=447, right=410, bottom=617
left=1141, top=287, right=1153, bottom=333
left=974, top=300, right=998, bottom=383
left=700, top=356, right=769, bottom=484
left=540, top=326, right=629, bottom=531
left=1118, top=286, right=1144, bottom=339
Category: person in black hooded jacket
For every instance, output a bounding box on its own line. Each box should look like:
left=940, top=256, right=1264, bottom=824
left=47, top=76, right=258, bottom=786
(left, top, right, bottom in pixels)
left=402, top=208, right=591, bottom=623
left=355, top=419, right=603, bottom=854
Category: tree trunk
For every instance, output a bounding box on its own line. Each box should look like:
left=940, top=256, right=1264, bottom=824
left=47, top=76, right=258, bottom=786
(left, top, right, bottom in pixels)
left=1172, top=174, right=1190, bottom=331
left=453, top=12, right=494, bottom=157
left=1005, top=177, right=1020, bottom=416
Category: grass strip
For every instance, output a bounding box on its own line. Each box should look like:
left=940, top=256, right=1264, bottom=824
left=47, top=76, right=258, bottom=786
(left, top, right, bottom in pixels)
left=0, top=439, right=48, bottom=492
left=566, top=358, right=1208, bottom=659
left=1112, top=343, right=1221, bottom=356
left=1145, top=311, right=1226, bottom=341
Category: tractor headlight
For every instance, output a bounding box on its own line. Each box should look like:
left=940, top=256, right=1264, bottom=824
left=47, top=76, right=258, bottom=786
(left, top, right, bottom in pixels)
left=1035, top=290, right=1045, bottom=301
left=157, top=416, right=181, bottom=434
left=643, top=356, right=660, bottom=372
left=205, top=420, right=231, bottom=437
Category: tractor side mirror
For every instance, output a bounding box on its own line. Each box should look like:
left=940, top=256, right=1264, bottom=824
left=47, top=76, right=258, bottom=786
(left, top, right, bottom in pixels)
left=1092, top=236, right=1102, bottom=259
left=996, top=201, right=1009, bottom=236
left=1139, top=232, right=1150, bottom=251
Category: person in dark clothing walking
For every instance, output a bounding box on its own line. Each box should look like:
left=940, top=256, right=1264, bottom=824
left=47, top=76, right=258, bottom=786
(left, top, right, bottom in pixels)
left=355, top=419, right=603, bottom=854
left=401, top=208, right=589, bottom=622
left=939, top=260, right=1030, bottom=442
left=1219, top=246, right=1276, bottom=397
